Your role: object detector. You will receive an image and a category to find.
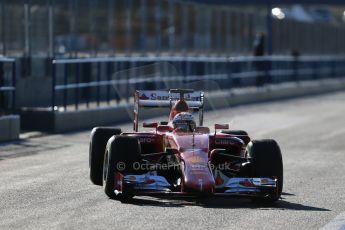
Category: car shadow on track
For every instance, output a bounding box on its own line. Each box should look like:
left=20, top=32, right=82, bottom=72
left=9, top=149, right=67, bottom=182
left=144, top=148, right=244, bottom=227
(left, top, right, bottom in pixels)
left=119, top=194, right=330, bottom=211
left=0, top=139, right=70, bottom=160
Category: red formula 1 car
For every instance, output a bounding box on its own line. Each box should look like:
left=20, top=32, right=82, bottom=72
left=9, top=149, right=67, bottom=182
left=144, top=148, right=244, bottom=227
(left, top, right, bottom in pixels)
left=89, top=89, right=283, bottom=203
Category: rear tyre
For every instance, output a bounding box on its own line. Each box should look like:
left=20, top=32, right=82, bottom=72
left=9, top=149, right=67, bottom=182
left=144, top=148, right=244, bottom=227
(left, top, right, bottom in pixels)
left=103, top=136, right=141, bottom=200
left=247, top=139, right=283, bottom=203
left=89, top=127, right=121, bottom=185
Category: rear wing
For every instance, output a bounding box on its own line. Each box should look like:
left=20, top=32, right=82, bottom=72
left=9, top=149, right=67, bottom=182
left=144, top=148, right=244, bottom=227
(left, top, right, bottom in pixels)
left=133, top=89, right=204, bottom=131
left=135, top=90, right=204, bottom=108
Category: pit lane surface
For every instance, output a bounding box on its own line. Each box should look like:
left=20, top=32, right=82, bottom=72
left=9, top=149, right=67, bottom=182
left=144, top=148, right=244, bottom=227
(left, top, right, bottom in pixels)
left=1, top=91, right=345, bottom=230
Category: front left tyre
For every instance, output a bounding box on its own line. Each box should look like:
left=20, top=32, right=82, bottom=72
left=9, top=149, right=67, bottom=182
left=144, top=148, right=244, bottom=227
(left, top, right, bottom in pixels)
left=247, top=139, right=283, bottom=203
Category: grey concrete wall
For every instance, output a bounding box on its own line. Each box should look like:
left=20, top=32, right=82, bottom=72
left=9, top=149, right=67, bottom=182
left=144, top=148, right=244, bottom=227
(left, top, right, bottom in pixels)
left=54, top=106, right=170, bottom=133
left=20, top=78, right=345, bottom=133
left=205, top=80, right=345, bottom=110
left=0, top=115, right=20, bottom=142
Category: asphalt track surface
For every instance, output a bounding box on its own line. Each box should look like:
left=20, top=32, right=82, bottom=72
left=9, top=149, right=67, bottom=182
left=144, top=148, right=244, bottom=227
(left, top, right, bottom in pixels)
left=1, top=91, right=345, bottom=230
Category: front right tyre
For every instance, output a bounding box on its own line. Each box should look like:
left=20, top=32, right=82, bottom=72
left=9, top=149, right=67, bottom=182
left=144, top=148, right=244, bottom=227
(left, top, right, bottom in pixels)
left=103, top=136, right=142, bottom=200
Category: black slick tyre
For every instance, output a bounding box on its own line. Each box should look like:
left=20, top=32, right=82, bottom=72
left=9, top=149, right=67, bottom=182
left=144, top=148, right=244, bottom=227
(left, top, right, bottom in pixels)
left=103, top=136, right=141, bottom=200
left=247, top=139, right=283, bottom=203
left=89, top=127, right=121, bottom=185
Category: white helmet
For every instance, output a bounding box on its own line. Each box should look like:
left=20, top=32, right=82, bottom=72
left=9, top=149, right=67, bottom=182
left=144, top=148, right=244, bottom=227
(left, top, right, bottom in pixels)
left=172, top=112, right=196, bottom=132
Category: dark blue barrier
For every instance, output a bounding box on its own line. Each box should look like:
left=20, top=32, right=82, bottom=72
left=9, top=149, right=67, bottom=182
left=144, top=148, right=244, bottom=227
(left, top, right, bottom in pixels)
left=51, top=55, right=345, bottom=112
left=0, top=57, right=16, bottom=114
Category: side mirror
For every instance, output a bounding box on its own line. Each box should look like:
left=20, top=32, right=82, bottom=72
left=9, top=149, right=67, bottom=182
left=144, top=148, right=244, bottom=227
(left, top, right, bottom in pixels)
left=143, top=122, right=158, bottom=128
left=215, top=124, right=229, bottom=130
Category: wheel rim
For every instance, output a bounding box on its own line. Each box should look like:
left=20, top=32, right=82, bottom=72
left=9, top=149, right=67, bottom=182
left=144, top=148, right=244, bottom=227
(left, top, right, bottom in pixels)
left=103, top=151, right=109, bottom=183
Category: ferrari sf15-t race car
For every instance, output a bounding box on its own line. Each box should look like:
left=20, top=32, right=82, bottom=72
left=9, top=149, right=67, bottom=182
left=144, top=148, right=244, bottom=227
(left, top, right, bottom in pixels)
left=89, top=89, right=283, bottom=203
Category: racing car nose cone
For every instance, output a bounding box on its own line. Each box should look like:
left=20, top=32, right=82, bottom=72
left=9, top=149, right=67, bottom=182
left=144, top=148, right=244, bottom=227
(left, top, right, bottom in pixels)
left=183, top=174, right=215, bottom=194
left=182, top=161, right=215, bottom=194
left=180, top=149, right=215, bottom=194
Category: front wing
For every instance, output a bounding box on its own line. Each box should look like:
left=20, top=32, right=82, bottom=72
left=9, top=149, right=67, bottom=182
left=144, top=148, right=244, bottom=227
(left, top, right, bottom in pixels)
left=115, top=173, right=277, bottom=198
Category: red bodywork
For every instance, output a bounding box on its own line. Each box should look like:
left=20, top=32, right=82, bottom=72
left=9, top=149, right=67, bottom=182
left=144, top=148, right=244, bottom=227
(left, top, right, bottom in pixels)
left=110, top=89, right=279, bottom=199
left=124, top=95, right=249, bottom=195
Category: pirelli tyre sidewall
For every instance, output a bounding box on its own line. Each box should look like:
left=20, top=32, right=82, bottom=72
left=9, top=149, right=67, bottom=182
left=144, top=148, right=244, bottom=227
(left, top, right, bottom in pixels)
left=103, top=136, right=141, bottom=200
left=247, top=139, right=283, bottom=202
left=89, top=127, right=121, bottom=186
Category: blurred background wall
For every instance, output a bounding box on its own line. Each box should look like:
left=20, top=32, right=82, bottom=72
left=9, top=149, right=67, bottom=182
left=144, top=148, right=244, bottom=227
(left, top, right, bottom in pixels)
left=1, top=0, right=345, bottom=60
left=0, top=0, right=344, bottom=107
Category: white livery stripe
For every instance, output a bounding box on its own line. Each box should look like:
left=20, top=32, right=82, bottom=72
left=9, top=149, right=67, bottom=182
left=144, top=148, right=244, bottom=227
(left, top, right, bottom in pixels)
left=136, top=90, right=203, bottom=108
left=138, top=100, right=202, bottom=108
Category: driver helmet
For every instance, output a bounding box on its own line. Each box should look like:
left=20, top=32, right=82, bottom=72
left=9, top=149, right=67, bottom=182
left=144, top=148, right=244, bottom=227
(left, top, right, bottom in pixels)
left=172, top=112, right=196, bottom=132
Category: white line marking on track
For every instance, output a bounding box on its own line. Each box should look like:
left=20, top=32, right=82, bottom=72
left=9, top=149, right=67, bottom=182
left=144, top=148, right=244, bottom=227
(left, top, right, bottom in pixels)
left=321, top=212, right=345, bottom=230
